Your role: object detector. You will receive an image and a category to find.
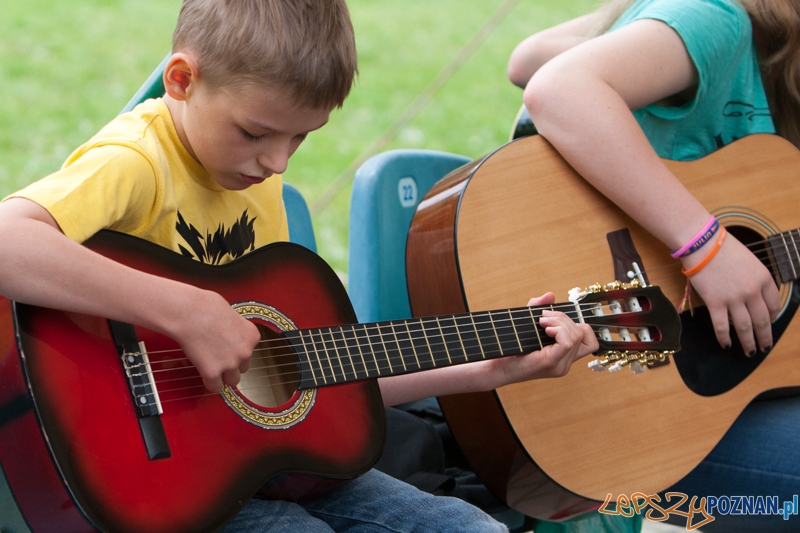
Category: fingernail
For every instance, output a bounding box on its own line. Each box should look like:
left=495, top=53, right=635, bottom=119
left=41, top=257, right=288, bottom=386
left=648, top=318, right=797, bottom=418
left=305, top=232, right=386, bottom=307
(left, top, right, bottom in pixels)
left=748, top=349, right=756, bottom=357
left=764, top=346, right=772, bottom=355
left=724, top=344, right=732, bottom=350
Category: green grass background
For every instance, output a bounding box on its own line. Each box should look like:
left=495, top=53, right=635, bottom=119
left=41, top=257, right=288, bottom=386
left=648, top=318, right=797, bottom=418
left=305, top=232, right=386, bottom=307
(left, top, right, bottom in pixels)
left=0, top=0, right=597, bottom=278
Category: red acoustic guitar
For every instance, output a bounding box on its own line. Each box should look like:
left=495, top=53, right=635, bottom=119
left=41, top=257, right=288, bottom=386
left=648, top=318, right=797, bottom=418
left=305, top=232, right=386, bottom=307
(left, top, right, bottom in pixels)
left=0, top=230, right=679, bottom=533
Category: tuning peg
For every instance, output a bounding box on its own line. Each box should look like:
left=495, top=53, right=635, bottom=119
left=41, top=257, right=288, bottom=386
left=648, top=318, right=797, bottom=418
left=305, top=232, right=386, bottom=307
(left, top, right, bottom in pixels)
left=588, top=359, right=607, bottom=372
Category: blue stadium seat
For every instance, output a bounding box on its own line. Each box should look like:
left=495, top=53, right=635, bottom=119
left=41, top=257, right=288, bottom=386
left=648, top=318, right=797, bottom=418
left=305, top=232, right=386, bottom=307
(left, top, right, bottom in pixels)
left=347, top=149, right=470, bottom=323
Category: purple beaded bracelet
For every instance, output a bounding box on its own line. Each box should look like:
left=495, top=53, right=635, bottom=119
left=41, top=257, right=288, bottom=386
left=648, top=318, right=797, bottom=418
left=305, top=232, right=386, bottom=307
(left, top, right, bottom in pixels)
left=671, top=216, right=720, bottom=259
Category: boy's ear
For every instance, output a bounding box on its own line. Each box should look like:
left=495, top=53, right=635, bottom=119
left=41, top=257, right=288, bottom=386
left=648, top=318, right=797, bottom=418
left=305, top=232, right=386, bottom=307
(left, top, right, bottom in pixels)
left=163, top=53, right=199, bottom=101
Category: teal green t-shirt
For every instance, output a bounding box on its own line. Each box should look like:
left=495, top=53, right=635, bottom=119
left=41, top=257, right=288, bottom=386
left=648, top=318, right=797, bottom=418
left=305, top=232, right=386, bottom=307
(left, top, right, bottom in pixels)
left=610, top=0, right=775, bottom=161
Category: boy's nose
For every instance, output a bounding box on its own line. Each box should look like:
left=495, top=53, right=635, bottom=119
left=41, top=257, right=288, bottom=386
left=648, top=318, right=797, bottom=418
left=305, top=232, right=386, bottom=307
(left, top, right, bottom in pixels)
left=257, top=144, right=291, bottom=175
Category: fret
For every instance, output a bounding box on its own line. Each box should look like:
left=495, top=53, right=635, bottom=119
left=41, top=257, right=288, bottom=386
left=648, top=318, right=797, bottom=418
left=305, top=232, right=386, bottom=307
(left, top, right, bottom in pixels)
left=507, top=309, right=524, bottom=353
left=376, top=323, right=396, bottom=374
left=341, top=325, right=361, bottom=380
left=473, top=312, right=502, bottom=359
left=353, top=324, right=376, bottom=378
left=365, top=323, right=388, bottom=377
left=770, top=231, right=798, bottom=283
left=420, top=317, right=444, bottom=367
left=405, top=319, right=436, bottom=370
left=383, top=322, right=405, bottom=371
left=328, top=327, right=350, bottom=381
left=437, top=314, right=468, bottom=364
left=490, top=310, right=522, bottom=356
left=323, top=329, right=343, bottom=383
left=394, top=321, right=420, bottom=371
left=353, top=324, right=370, bottom=378
left=511, top=308, right=545, bottom=353
left=310, top=329, right=332, bottom=385
left=453, top=313, right=483, bottom=360
left=297, top=330, right=321, bottom=387
left=486, top=311, right=504, bottom=356
left=309, top=329, right=333, bottom=385
left=434, top=317, right=453, bottom=365
left=528, top=307, right=543, bottom=349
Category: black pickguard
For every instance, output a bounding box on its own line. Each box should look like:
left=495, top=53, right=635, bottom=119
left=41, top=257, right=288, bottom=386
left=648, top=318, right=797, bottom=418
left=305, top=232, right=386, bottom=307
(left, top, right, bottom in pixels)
left=673, top=282, right=800, bottom=396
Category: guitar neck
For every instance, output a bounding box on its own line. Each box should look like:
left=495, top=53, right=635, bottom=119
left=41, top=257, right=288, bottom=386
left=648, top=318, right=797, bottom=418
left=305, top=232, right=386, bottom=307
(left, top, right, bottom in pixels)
left=285, top=305, right=571, bottom=389
left=769, top=229, right=800, bottom=283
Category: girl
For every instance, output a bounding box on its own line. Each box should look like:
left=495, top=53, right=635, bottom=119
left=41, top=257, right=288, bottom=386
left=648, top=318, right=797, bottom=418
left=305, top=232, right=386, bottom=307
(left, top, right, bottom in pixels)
left=508, top=1, right=800, bottom=531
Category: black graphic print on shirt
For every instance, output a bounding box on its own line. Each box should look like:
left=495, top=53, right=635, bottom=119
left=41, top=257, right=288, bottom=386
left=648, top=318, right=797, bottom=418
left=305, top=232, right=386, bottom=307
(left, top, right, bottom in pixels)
left=715, top=100, right=771, bottom=149
left=176, top=210, right=257, bottom=265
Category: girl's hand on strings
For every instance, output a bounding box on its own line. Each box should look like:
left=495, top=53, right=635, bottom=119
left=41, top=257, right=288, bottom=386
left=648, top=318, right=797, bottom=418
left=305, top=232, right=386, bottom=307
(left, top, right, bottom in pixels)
left=682, top=233, right=780, bottom=356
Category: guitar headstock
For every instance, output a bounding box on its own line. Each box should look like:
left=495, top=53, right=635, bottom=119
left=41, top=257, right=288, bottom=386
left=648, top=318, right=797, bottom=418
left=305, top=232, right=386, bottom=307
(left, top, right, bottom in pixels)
left=571, top=280, right=681, bottom=374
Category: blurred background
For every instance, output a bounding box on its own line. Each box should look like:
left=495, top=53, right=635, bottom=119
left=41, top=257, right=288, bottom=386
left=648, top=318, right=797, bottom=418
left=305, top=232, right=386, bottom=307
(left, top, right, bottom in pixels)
left=0, top=0, right=597, bottom=279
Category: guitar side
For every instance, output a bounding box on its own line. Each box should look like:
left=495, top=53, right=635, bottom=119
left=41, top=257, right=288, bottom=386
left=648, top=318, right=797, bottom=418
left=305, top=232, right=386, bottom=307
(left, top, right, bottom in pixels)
left=408, top=134, right=800, bottom=515
left=0, top=232, right=384, bottom=533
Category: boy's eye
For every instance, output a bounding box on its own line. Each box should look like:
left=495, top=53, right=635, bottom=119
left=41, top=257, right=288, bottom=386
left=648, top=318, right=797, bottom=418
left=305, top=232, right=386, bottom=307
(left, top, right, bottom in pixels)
left=241, top=129, right=264, bottom=142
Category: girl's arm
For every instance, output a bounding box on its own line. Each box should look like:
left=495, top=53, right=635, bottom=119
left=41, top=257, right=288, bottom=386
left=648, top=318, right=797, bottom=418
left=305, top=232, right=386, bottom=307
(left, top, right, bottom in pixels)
left=523, top=19, right=780, bottom=355
left=507, top=13, right=599, bottom=88
left=0, top=198, right=260, bottom=392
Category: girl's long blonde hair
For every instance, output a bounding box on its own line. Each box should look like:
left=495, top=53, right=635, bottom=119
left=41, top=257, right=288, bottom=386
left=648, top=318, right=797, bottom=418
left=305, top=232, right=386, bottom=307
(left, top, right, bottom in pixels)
left=590, top=0, right=800, bottom=148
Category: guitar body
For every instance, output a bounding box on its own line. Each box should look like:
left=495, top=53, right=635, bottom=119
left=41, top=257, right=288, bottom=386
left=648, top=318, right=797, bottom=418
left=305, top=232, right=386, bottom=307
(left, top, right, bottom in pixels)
left=406, top=134, right=800, bottom=519
left=0, top=232, right=384, bottom=533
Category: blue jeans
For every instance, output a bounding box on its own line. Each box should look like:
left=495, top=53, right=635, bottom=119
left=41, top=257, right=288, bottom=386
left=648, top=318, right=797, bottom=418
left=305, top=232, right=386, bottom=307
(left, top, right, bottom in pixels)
left=662, top=395, right=800, bottom=532
left=221, top=469, right=508, bottom=532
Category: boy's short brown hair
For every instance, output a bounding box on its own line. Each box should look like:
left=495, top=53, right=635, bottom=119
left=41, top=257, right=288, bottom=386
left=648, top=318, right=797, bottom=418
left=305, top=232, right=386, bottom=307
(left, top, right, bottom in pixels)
left=172, top=0, right=357, bottom=109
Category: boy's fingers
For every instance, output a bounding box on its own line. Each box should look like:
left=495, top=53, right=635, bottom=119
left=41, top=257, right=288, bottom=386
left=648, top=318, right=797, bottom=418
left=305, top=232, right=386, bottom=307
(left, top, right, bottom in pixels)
left=527, top=292, right=555, bottom=307
left=203, top=375, right=223, bottom=394
left=222, top=368, right=242, bottom=388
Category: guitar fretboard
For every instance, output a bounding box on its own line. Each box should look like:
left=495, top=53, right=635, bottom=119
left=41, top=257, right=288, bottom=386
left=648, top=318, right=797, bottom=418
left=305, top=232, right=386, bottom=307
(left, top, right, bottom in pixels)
left=283, top=306, right=565, bottom=389
left=768, top=229, right=800, bottom=283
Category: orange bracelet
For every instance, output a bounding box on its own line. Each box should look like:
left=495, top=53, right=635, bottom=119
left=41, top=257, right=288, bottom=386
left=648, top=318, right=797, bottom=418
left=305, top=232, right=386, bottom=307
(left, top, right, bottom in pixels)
left=681, top=226, right=727, bottom=277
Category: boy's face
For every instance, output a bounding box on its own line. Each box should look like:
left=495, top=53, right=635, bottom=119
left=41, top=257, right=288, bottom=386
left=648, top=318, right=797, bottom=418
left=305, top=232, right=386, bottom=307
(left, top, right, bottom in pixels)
left=177, top=82, right=331, bottom=190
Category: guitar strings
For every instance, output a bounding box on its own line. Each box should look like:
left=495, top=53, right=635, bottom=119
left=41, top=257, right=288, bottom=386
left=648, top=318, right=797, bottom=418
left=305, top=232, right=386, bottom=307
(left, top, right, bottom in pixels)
left=148, top=321, right=635, bottom=404
left=123, top=303, right=655, bottom=373
left=122, top=300, right=626, bottom=362
left=141, top=315, right=643, bottom=377
left=151, top=310, right=669, bottom=403
left=129, top=311, right=666, bottom=400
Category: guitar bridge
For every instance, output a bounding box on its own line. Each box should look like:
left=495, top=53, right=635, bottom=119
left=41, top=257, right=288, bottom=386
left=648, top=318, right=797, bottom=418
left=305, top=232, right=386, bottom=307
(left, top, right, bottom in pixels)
left=109, top=320, right=171, bottom=460
left=121, top=341, right=163, bottom=417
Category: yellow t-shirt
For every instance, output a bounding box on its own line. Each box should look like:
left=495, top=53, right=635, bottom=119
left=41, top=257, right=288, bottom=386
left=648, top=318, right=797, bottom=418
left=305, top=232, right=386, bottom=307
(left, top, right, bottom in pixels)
left=11, top=98, right=289, bottom=264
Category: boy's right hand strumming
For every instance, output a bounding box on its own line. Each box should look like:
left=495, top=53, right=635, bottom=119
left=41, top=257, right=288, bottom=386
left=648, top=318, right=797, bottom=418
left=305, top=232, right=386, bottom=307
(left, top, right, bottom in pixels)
left=165, top=289, right=261, bottom=393
left=0, top=197, right=259, bottom=393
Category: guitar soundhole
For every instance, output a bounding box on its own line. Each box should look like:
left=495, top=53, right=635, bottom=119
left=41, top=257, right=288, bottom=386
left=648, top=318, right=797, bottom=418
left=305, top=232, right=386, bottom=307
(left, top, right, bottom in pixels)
left=236, top=323, right=299, bottom=409
left=727, top=225, right=782, bottom=288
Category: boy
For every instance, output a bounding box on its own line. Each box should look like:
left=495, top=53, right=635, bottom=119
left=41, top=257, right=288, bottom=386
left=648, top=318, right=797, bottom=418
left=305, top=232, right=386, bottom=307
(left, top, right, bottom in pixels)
left=0, top=0, right=596, bottom=530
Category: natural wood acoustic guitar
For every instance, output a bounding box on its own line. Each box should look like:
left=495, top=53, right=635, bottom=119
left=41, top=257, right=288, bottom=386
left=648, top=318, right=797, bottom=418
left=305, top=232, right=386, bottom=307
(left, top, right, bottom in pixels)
left=0, top=230, right=678, bottom=533
left=406, top=133, right=800, bottom=521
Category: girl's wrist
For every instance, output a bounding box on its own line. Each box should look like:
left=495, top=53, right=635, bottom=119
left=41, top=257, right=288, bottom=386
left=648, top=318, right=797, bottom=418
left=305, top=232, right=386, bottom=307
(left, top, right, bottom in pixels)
left=670, top=215, right=719, bottom=259
left=679, top=226, right=727, bottom=276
